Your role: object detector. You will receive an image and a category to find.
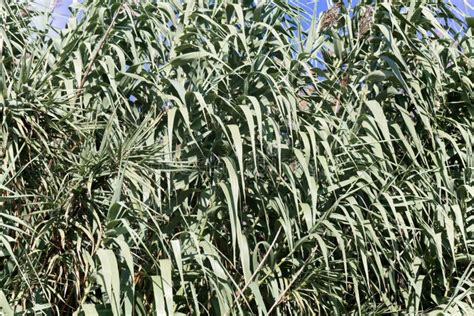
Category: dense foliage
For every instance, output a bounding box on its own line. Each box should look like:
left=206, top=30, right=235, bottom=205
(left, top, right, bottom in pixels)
left=0, top=0, right=473, bottom=314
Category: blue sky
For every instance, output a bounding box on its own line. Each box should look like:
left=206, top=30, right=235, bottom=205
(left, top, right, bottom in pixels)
left=33, top=0, right=473, bottom=32
left=31, top=0, right=76, bottom=30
